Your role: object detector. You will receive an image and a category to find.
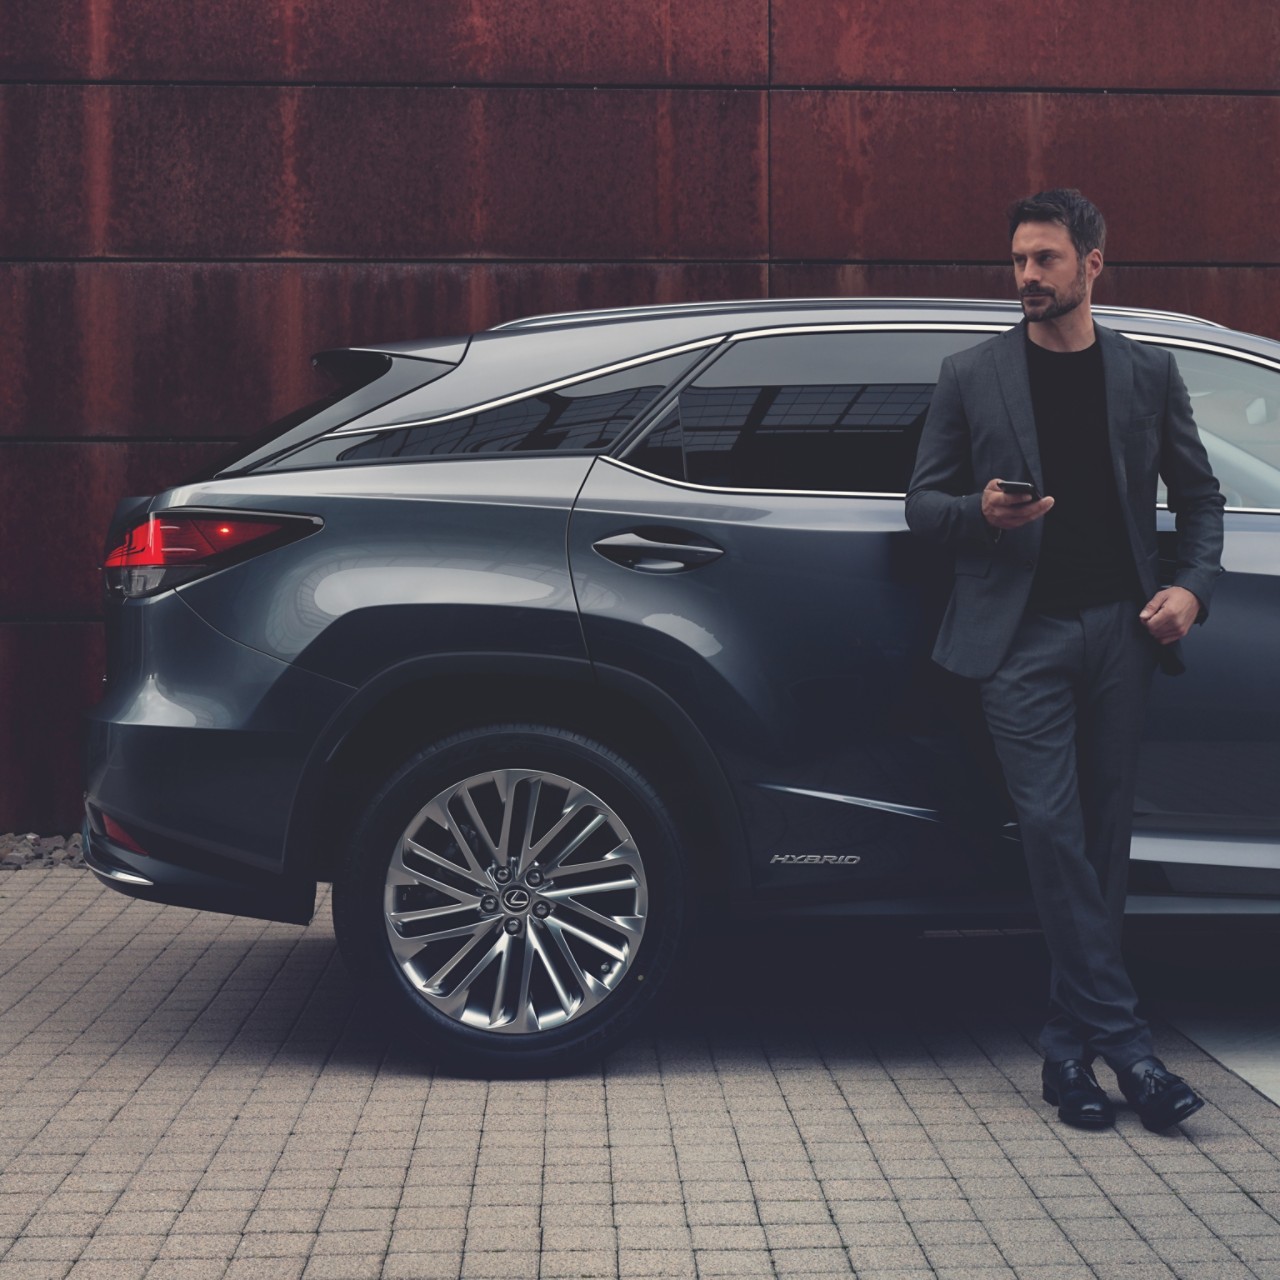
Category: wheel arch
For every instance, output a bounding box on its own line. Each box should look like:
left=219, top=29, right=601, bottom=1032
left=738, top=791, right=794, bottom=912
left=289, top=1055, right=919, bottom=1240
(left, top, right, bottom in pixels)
left=284, top=653, right=746, bottom=902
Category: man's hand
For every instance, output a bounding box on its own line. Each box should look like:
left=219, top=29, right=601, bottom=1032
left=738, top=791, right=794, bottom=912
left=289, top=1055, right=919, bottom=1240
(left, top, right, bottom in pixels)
left=981, top=478, right=1055, bottom=529
left=1139, top=586, right=1201, bottom=644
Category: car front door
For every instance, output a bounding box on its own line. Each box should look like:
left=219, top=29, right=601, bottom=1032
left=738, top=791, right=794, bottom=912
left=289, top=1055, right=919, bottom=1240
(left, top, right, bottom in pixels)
left=1134, top=335, right=1280, bottom=901
left=567, top=325, right=1012, bottom=904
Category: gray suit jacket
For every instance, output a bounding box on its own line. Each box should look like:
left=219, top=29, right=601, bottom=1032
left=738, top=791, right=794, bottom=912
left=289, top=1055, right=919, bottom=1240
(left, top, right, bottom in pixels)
left=906, top=319, right=1225, bottom=680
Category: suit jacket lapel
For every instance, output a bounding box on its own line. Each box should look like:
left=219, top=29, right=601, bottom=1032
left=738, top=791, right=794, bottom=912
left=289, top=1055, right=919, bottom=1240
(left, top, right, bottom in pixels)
left=1096, top=321, right=1146, bottom=571
left=1096, top=321, right=1134, bottom=491
left=992, top=321, right=1043, bottom=491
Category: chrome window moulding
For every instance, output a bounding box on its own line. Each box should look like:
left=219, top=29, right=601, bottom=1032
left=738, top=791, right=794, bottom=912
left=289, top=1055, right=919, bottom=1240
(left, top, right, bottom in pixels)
left=617, top=322, right=1007, bottom=496
left=610, top=323, right=1280, bottom=508
left=327, top=338, right=723, bottom=438
left=726, top=322, right=1008, bottom=341
left=604, top=455, right=908, bottom=501
left=1125, top=333, right=1280, bottom=373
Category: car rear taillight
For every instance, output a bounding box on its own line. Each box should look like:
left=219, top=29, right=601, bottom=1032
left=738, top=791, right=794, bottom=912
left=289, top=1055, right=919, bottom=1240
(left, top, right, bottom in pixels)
left=104, top=510, right=320, bottom=599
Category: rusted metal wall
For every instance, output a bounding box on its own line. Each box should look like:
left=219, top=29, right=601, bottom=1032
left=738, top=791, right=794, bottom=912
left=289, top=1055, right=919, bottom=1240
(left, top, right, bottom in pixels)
left=2, top=1, right=1277, bottom=832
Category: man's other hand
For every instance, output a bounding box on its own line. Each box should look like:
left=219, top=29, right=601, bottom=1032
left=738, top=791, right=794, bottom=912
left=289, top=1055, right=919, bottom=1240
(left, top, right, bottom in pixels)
left=1139, top=586, right=1201, bottom=644
left=981, top=478, right=1055, bottom=529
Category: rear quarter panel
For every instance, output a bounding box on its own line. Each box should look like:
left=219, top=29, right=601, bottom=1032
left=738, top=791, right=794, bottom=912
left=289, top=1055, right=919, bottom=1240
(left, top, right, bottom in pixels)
left=167, top=456, right=594, bottom=683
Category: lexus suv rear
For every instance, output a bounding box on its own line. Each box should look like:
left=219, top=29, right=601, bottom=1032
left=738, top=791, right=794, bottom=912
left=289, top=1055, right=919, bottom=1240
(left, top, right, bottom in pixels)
left=85, top=298, right=1280, bottom=1073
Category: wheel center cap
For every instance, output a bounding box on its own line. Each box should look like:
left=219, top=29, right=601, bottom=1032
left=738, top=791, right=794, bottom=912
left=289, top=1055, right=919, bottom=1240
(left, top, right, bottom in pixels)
left=502, top=887, right=531, bottom=911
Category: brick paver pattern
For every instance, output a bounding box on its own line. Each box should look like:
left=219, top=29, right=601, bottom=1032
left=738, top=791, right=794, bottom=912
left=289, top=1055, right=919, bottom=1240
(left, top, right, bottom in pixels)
left=1, top=870, right=1279, bottom=1280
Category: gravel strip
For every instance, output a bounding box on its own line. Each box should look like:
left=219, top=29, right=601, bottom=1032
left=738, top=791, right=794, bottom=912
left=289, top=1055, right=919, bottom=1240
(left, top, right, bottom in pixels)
left=0, top=830, right=85, bottom=869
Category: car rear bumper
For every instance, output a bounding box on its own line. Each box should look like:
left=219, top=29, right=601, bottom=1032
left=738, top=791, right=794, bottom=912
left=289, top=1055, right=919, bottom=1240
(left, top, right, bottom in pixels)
left=81, top=811, right=316, bottom=923
left=85, top=591, right=354, bottom=923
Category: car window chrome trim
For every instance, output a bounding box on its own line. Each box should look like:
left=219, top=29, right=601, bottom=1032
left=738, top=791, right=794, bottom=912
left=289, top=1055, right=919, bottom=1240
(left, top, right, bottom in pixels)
left=726, top=321, right=1008, bottom=340
left=616, top=322, right=1009, bottom=496
left=327, top=338, right=724, bottom=437
left=603, top=455, right=907, bottom=500
left=1124, top=332, right=1280, bottom=372
left=609, top=323, right=1280, bottom=507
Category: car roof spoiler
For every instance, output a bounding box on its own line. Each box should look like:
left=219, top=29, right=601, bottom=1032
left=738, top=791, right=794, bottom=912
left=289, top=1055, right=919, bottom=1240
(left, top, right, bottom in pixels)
left=313, top=335, right=472, bottom=374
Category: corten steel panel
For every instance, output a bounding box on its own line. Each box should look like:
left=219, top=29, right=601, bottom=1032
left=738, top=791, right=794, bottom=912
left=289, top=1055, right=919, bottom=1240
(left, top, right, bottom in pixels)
left=2, top=0, right=767, bottom=85
left=1097, top=266, right=1280, bottom=344
left=0, top=261, right=767, bottom=439
left=0, top=443, right=226, bottom=618
left=0, top=86, right=289, bottom=260
left=770, top=264, right=1280, bottom=342
left=0, top=86, right=767, bottom=260
left=0, top=623, right=104, bottom=833
left=0, top=2, right=92, bottom=81
left=772, top=0, right=1280, bottom=90
left=769, top=91, right=1280, bottom=264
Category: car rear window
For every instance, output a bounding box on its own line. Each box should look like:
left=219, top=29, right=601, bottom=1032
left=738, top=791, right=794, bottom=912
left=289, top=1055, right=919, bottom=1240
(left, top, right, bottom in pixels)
left=221, top=354, right=459, bottom=477
left=271, top=350, right=700, bottom=470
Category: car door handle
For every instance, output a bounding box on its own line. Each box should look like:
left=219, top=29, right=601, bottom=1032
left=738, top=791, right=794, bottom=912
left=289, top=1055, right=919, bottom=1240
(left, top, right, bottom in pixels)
left=591, top=530, right=725, bottom=574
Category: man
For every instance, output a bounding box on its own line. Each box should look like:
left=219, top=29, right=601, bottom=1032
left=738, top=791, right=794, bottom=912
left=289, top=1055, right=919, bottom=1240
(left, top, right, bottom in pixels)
left=906, top=189, right=1224, bottom=1132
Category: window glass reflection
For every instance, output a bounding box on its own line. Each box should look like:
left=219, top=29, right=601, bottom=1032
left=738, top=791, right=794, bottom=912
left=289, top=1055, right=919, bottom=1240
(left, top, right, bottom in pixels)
left=337, top=351, right=697, bottom=462
left=1160, top=346, right=1280, bottom=510
left=626, top=330, right=985, bottom=493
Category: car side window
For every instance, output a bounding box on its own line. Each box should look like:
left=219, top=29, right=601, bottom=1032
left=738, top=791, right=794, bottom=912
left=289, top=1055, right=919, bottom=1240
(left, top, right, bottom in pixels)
left=622, top=330, right=988, bottom=493
left=1157, top=344, right=1280, bottom=511
left=330, top=351, right=699, bottom=464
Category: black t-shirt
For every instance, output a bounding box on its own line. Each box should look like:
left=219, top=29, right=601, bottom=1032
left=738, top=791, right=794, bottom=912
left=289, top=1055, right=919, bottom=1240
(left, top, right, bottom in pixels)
left=1024, top=330, right=1140, bottom=612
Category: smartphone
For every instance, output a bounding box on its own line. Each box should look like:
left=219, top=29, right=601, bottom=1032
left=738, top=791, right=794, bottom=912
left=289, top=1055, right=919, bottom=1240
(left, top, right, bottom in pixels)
left=997, top=479, right=1040, bottom=500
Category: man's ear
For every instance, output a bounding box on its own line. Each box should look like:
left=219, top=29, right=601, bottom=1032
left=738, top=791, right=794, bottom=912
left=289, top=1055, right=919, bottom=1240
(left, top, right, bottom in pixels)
left=1087, top=248, right=1104, bottom=285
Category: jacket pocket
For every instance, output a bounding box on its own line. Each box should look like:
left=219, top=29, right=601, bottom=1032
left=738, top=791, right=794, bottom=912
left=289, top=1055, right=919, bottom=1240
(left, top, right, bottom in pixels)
left=1126, top=411, right=1158, bottom=434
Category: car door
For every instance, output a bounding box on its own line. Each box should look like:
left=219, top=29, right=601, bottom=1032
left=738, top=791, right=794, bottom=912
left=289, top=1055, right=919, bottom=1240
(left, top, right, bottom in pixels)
left=567, top=324, right=1011, bottom=903
left=1134, top=334, right=1280, bottom=900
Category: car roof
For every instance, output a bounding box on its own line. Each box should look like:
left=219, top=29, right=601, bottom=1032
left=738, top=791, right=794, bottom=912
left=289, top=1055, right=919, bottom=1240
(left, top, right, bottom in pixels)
left=486, top=296, right=1227, bottom=334
left=325, top=295, right=1280, bottom=440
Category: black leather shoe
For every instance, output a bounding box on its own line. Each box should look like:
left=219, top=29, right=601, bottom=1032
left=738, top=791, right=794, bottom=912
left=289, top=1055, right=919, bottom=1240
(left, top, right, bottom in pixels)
left=1041, top=1058, right=1115, bottom=1129
left=1115, top=1056, right=1204, bottom=1132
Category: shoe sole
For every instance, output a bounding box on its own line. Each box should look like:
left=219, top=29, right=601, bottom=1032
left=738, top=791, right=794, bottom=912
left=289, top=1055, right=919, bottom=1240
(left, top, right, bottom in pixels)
left=1042, top=1084, right=1115, bottom=1129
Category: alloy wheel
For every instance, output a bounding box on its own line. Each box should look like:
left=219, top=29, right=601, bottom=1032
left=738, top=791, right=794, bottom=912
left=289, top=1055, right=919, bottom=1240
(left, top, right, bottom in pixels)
left=383, top=768, right=648, bottom=1033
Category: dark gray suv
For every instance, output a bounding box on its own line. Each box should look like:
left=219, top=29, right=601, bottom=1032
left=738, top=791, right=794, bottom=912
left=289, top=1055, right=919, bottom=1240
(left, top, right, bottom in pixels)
left=85, top=298, right=1280, bottom=1072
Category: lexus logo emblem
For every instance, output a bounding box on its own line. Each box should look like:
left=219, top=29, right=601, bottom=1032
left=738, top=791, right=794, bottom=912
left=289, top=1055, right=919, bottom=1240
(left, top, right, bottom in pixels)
left=502, top=887, right=531, bottom=910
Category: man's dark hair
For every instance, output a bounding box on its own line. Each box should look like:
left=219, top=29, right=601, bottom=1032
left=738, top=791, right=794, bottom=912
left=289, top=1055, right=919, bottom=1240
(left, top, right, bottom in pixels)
left=1007, top=188, right=1106, bottom=262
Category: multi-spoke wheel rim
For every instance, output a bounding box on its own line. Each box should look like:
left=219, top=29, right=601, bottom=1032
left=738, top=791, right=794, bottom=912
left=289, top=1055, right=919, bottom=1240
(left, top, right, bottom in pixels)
left=383, top=768, right=649, bottom=1034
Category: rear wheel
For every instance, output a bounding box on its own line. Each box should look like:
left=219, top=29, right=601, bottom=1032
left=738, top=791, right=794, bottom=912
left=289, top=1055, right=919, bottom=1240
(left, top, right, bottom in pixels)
left=332, top=724, right=687, bottom=1075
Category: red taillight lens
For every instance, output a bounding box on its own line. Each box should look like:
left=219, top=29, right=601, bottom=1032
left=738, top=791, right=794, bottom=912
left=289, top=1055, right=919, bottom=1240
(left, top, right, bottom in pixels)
left=106, top=515, right=286, bottom=568
left=104, top=511, right=318, bottom=598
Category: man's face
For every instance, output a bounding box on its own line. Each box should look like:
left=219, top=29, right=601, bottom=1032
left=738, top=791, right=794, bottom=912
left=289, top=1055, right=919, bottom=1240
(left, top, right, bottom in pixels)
left=1011, top=220, right=1098, bottom=322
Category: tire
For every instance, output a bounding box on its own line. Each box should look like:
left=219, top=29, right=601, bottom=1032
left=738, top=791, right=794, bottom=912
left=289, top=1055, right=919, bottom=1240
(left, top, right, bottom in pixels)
left=332, top=723, right=687, bottom=1076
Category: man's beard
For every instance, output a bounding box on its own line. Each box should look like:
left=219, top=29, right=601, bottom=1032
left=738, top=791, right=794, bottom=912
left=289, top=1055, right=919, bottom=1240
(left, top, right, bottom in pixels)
left=1020, top=265, right=1087, bottom=321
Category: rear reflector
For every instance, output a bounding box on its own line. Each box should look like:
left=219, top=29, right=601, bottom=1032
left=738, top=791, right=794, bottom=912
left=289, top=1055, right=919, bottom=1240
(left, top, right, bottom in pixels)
left=102, top=814, right=148, bottom=855
left=104, top=510, right=319, bottom=598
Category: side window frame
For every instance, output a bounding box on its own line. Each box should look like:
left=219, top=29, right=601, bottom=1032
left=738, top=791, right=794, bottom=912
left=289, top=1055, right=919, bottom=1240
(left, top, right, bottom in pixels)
left=1130, top=334, right=1280, bottom=515
left=283, top=341, right=722, bottom=470
left=615, top=323, right=1007, bottom=497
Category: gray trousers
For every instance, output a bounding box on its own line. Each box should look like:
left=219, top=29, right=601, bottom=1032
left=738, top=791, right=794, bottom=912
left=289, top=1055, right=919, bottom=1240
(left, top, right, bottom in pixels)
left=979, top=599, right=1158, bottom=1071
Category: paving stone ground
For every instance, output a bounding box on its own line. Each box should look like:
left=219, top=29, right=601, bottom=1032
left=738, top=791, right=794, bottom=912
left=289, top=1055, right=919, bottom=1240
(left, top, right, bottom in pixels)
left=2, top=868, right=1279, bottom=1280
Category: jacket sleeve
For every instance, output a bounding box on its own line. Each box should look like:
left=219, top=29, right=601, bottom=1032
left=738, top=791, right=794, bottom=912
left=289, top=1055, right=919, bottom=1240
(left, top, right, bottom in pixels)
left=905, top=355, right=994, bottom=546
left=1161, top=351, right=1226, bottom=619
